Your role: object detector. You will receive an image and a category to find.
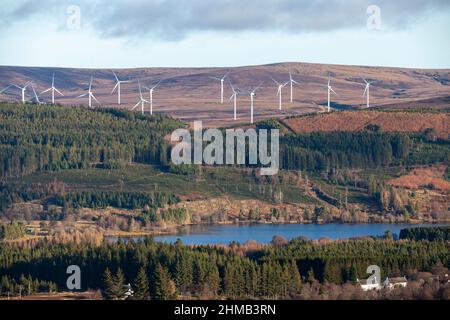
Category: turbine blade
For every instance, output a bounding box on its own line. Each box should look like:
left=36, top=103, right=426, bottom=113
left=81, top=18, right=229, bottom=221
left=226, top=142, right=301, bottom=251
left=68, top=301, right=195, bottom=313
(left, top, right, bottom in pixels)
left=131, top=101, right=140, bottom=110
left=253, top=82, right=263, bottom=93
left=41, top=88, right=52, bottom=94
left=91, top=93, right=100, bottom=104
left=76, top=93, right=87, bottom=99
left=112, top=70, right=119, bottom=82
left=152, top=79, right=162, bottom=89
left=55, top=88, right=64, bottom=96
left=111, top=82, right=119, bottom=94
left=138, top=82, right=143, bottom=99
left=330, top=87, right=338, bottom=95
left=222, top=72, right=230, bottom=80
left=0, top=85, right=11, bottom=93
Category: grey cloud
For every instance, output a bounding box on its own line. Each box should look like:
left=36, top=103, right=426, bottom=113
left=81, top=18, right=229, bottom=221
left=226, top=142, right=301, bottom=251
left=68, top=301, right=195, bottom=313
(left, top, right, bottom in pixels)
left=2, top=0, right=449, bottom=40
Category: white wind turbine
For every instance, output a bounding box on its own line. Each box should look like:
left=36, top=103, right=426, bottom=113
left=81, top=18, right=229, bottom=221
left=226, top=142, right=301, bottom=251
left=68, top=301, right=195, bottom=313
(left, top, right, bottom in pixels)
left=325, top=75, right=337, bottom=113
left=41, top=73, right=64, bottom=104
left=77, top=76, right=100, bottom=108
left=362, top=78, right=377, bottom=108
left=228, top=81, right=240, bottom=121
left=288, top=71, right=300, bottom=103
left=210, top=72, right=229, bottom=104
left=272, top=79, right=289, bottom=111
left=248, top=83, right=263, bottom=124
left=10, top=81, right=33, bottom=104
left=142, top=80, right=162, bottom=115
left=131, top=81, right=150, bottom=115
left=111, top=71, right=130, bottom=105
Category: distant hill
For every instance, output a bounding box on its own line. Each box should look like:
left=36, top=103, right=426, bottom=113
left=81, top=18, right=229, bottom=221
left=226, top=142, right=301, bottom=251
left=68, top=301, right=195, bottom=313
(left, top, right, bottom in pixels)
left=0, top=62, right=449, bottom=127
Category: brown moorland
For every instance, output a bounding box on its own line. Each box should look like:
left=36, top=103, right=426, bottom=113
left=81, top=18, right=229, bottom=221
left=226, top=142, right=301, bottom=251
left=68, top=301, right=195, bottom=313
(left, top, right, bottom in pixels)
left=0, top=62, right=449, bottom=127
left=388, top=165, right=450, bottom=192
left=282, top=110, right=450, bottom=139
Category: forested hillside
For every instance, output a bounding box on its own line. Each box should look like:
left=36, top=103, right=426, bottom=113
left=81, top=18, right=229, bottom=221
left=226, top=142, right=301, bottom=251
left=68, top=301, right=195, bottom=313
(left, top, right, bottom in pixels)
left=0, top=103, right=182, bottom=178
left=0, top=238, right=448, bottom=299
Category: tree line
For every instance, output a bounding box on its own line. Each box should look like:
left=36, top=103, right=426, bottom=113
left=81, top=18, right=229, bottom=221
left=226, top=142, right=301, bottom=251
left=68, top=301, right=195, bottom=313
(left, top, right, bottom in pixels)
left=56, top=190, right=180, bottom=210
left=0, top=237, right=447, bottom=299
left=400, top=226, right=450, bottom=241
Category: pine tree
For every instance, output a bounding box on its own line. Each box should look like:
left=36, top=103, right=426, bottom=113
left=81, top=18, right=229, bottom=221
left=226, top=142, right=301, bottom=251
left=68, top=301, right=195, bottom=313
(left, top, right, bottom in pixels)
left=102, top=268, right=116, bottom=300
left=133, top=267, right=150, bottom=300
left=154, top=264, right=177, bottom=300
left=289, top=260, right=302, bottom=295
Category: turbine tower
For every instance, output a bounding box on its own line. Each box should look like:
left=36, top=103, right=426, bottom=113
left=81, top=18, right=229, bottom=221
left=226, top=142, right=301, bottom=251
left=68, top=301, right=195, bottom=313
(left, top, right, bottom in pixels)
left=210, top=72, right=229, bottom=104
left=41, top=73, right=64, bottom=104
left=77, top=76, right=100, bottom=108
left=142, top=80, right=162, bottom=115
left=273, top=79, right=289, bottom=111
left=249, top=83, right=262, bottom=124
left=111, top=71, right=130, bottom=105
left=362, top=78, right=376, bottom=108
left=325, top=75, right=337, bottom=113
left=288, top=72, right=299, bottom=103
left=228, top=81, right=239, bottom=121
left=132, top=81, right=150, bottom=115
left=10, top=81, right=33, bottom=104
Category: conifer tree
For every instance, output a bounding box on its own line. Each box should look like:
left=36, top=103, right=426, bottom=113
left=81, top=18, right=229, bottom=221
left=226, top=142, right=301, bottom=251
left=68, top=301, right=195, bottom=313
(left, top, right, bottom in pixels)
left=133, top=267, right=150, bottom=300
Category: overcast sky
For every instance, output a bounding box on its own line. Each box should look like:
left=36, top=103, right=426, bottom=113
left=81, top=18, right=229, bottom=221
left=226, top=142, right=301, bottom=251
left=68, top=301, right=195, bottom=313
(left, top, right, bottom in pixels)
left=0, top=0, right=449, bottom=68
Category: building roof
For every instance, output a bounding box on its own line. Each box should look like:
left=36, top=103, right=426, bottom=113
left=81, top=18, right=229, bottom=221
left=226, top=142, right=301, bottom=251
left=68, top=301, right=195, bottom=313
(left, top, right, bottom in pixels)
left=388, top=277, right=407, bottom=284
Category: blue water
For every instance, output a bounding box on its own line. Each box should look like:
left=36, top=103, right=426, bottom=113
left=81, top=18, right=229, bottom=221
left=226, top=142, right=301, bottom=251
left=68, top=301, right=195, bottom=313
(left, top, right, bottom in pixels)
left=153, top=223, right=448, bottom=245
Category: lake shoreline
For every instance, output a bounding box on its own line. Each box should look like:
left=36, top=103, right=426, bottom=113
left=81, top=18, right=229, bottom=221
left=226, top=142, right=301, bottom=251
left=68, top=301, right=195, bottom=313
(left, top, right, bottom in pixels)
left=106, top=221, right=450, bottom=245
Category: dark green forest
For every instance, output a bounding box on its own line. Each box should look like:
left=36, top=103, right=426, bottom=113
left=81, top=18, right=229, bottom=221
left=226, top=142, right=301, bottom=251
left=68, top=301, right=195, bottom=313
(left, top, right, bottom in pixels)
left=0, top=237, right=448, bottom=299
left=279, top=131, right=449, bottom=172
left=0, top=103, right=181, bottom=178
left=400, top=226, right=450, bottom=241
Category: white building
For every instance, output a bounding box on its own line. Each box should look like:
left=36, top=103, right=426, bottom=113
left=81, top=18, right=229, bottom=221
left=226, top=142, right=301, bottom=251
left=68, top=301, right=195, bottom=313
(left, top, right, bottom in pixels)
left=383, top=276, right=408, bottom=289
left=357, top=276, right=382, bottom=291
left=357, top=276, right=408, bottom=291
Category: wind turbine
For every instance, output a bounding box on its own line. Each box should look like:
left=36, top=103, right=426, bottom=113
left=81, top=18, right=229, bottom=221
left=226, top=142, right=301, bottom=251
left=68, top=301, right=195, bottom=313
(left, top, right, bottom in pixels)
left=325, top=75, right=337, bottom=113
left=10, top=81, right=33, bottom=104
left=77, top=76, right=100, bottom=108
left=131, top=81, right=150, bottom=115
left=288, top=71, right=300, bottom=103
left=362, top=78, right=376, bottom=108
left=228, top=81, right=239, bottom=121
left=111, top=71, right=130, bottom=105
left=41, top=73, right=63, bottom=104
left=210, top=72, right=229, bottom=104
left=248, top=83, right=263, bottom=124
left=142, top=80, right=162, bottom=115
left=273, top=79, right=289, bottom=111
